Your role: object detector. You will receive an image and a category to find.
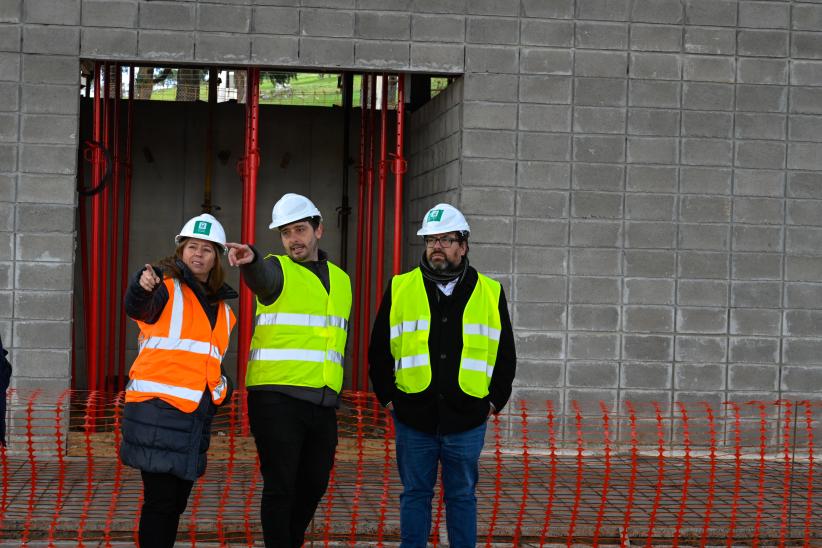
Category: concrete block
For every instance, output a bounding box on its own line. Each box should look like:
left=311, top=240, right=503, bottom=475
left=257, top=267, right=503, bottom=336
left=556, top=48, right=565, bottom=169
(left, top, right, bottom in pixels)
left=572, top=163, right=624, bottom=191
left=251, top=6, right=298, bottom=34
left=354, top=41, right=409, bottom=69
left=630, top=23, right=682, bottom=52
left=736, top=141, right=785, bottom=170
left=16, top=174, right=74, bottom=204
left=305, top=0, right=354, bottom=7
left=0, top=112, right=16, bottom=142
left=683, top=55, right=735, bottom=83
left=730, top=309, right=780, bottom=336
left=793, top=3, right=822, bottom=31
left=567, top=360, right=618, bottom=385
left=0, top=51, right=18, bottom=82
left=300, top=37, right=353, bottom=67
left=683, top=82, right=734, bottom=111
left=518, top=132, right=570, bottom=161
left=575, top=21, right=628, bottom=50
left=621, top=362, right=672, bottom=390
left=728, top=364, right=776, bottom=390
left=631, top=0, right=682, bottom=23
left=0, top=263, right=9, bottom=289
left=572, top=135, right=624, bottom=163
left=625, top=194, right=675, bottom=221
left=570, top=220, right=622, bottom=247
left=577, top=0, right=630, bottom=21
left=787, top=226, right=822, bottom=255
left=626, top=165, right=677, bottom=193
left=15, top=261, right=71, bottom=291
left=515, top=332, right=564, bottom=360
left=521, top=0, right=573, bottom=18
left=677, top=280, right=727, bottom=306
left=520, top=47, right=572, bottom=75
left=80, top=27, right=137, bottom=58
left=20, top=115, right=77, bottom=145
left=567, top=334, right=619, bottom=360
left=570, top=249, right=620, bottom=276
left=685, top=27, right=736, bottom=55
left=22, top=25, right=78, bottom=55
left=14, top=291, right=71, bottom=320
left=471, top=244, right=513, bottom=273
left=0, top=0, right=20, bottom=23
left=569, top=277, right=620, bottom=304
left=623, top=335, right=672, bottom=361
left=466, top=0, right=517, bottom=16
left=410, top=43, right=463, bottom=72
left=16, top=232, right=72, bottom=262
left=138, top=31, right=194, bottom=61
left=23, top=0, right=79, bottom=25
left=466, top=45, right=518, bottom=73
left=412, top=0, right=465, bottom=14
left=678, top=251, right=729, bottom=279
left=679, top=224, right=729, bottom=251
left=789, top=114, right=822, bottom=142
left=21, top=55, right=77, bottom=85
left=680, top=167, right=731, bottom=195
left=624, top=250, right=675, bottom=277
left=469, top=216, right=513, bottom=244
left=623, top=306, right=674, bottom=332
left=569, top=304, right=619, bottom=330
left=732, top=226, right=782, bottom=252
left=251, top=35, right=298, bottom=65
left=514, top=302, right=565, bottom=331
left=521, top=19, right=572, bottom=47
left=576, top=77, right=626, bottom=107
left=461, top=186, right=514, bottom=216
left=356, top=12, right=410, bottom=40
left=685, top=0, right=737, bottom=26
left=411, top=14, right=464, bottom=43
left=517, top=161, right=570, bottom=189
left=780, top=367, right=822, bottom=392
left=736, top=113, right=785, bottom=140
left=788, top=142, right=822, bottom=171
left=624, top=278, right=674, bottom=305
left=677, top=307, right=726, bottom=334
left=791, top=87, right=822, bottom=115
left=466, top=16, right=517, bottom=44
left=463, top=129, right=515, bottom=159
left=514, top=245, right=566, bottom=273
left=675, top=336, right=726, bottom=362
left=792, top=32, right=822, bottom=60
left=738, top=30, right=789, bottom=58
left=462, top=158, right=514, bottom=186
left=787, top=283, right=822, bottom=309
left=787, top=256, right=822, bottom=282
left=573, top=106, right=626, bottom=134
left=0, top=233, right=10, bottom=261
left=19, top=143, right=75, bottom=174
left=81, top=0, right=137, bottom=28
left=738, top=58, right=788, bottom=84
left=301, top=9, right=353, bottom=37
left=0, top=203, right=11, bottom=230
left=626, top=136, right=678, bottom=164
left=783, top=339, right=822, bottom=365
left=788, top=199, right=822, bottom=227
left=0, top=143, right=15, bottom=171
left=681, top=138, right=732, bottom=166
left=733, top=169, right=784, bottom=198
left=8, top=348, right=70, bottom=378
left=518, top=104, right=570, bottom=132
left=16, top=204, right=73, bottom=232
left=13, top=320, right=70, bottom=349
left=732, top=281, right=781, bottom=308
left=628, top=80, right=679, bottom=108
left=516, top=190, right=568, bottom=218
left=0, top=24, right=19, bottom=52
left=625, top=221, right=676, bottom=248
left=575, top=50, right=627, bottom=78
left=629, top=52, right=681, bottom=80
left=465, top=73, right=518, bottom=102
left=733, top=197, right=783, bottom=224
left=789, top=172, right=822, bottom=199
left=738, top=84, right=787, bottom=112
left=740, top=1, right=789, bottom=29
left=785, top=310, right=822, bottom=337
left=513, top=360, right=563, bottom=388
left=463, top=102, right=516, bottom=130
left=675, top=363, right=724, bottom=391
left=138, top=1, right=194, bottom=30
left=0, top=173, right=13, bottom=201
left=514, top=275, right=566, bottom=303
left=196, top=34, right=250, bottom=63
left=681, top=110, right=732, bottom=138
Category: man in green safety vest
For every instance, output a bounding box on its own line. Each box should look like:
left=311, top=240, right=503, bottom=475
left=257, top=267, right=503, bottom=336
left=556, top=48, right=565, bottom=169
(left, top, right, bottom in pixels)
left=226, top=193, right=351, bottom=548
left=369, top=203, right=517, bottom=548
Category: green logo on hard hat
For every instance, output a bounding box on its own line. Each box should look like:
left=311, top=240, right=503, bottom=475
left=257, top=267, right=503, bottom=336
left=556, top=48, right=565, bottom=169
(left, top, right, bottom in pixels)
left=427, top=209, right=444, bottom=222
left=194, top=221, right=212, bottom=235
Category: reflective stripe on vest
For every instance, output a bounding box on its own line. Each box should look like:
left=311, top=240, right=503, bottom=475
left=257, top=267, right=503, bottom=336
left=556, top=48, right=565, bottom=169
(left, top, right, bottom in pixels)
left=126, top=278, right=236, bottom=412
left=389, top=268, right=502, bottom=398
left=246, top=255, right=352, bottom=392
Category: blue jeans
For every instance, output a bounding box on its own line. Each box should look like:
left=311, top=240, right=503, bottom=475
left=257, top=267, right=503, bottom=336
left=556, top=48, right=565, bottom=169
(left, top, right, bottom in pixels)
left=393, top=416, right=487, bottom=548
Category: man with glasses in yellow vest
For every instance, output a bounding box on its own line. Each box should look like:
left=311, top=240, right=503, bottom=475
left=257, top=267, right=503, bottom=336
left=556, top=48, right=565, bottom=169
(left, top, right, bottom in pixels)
left=225, top=193, right=351, bottom=548
left=369, top=203, right=516, bottom=548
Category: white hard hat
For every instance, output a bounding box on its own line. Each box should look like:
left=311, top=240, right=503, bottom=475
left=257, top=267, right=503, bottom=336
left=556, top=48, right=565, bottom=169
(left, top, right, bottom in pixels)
left=417, top=203, right=470, bottom=236
left=175, top=213, right=227, bottom=253
left=269, top=193, right=322, bottom=229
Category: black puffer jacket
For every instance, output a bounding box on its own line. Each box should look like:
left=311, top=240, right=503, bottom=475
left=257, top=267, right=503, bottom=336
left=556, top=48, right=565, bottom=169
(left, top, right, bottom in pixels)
left=119, top=260, right=237, bottom=481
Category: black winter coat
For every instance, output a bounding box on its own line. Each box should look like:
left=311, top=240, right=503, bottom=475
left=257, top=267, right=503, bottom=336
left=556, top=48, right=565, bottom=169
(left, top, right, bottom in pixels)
left=119, top=261, right=237, bottom=481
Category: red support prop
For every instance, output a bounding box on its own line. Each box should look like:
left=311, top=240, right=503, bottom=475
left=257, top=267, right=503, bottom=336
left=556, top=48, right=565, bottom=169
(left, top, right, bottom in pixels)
left=106, top=65, right=122, bottom=393
left=621, top=401, right=638, bottom=548
left=727, top=401, right=742, bottom=548
left=99, top=62, right=112, bottom=393
left=566, top=400, right=584, bottom=548
left=593, top=401, right=612, bottom=548
left=88, top=62, right=103, bottom=393
left=391, top=74, right=406, bottom=276
left=361, top=74, right=377, bottom=392
left=672, top=402, right=691, bottom=548
left=351, top=74, right=368, bottom=392
left=538, top=399, right=558, bottom=547
left=485, top=412, right=502, bottom=547
left=117, top=67, right=135, bottom=387
left=376, top=74, right=388, bottom=305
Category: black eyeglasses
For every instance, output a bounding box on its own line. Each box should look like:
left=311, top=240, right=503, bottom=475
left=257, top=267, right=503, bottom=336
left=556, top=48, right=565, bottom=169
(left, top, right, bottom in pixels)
left=423, top=236, right=459, bottom=248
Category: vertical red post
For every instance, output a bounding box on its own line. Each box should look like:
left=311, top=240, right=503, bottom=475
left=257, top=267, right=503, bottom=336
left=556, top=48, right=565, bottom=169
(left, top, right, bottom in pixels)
left=88, top=62, right=102, bottom=392
left=99, top=63, right=112, bottom=392
left=375, top=74, right=388, bottom=303
left=351, top=74, right=368, bottom=392
left=117, top=67, right=135, bottom=385
left=392, top=74, right=406, bottom=276
left=361, top=74, right=377, bottom=392
left=107, top=65, right=122, bottom=393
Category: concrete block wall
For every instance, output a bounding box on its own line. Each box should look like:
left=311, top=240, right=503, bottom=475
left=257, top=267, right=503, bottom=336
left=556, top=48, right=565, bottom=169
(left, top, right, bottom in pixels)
left=0, top=0, right=821, bottom=446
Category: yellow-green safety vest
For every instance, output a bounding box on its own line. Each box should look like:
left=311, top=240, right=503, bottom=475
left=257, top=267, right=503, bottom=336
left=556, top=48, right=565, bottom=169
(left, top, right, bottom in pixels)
left=246, top=255, right=352, bottom=392
left=389, top=268, right=502, bottom=398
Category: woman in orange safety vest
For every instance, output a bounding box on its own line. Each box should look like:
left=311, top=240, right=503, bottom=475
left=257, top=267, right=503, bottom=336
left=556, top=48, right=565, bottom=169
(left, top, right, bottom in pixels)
left=119, top=213, right=237, bottom=548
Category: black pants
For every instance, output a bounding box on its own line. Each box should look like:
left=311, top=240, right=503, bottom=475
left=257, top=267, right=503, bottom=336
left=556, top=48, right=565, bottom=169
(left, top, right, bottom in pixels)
left=248, top=390, right=338, bottom=548
left=139, top=470, right=194, bottom=548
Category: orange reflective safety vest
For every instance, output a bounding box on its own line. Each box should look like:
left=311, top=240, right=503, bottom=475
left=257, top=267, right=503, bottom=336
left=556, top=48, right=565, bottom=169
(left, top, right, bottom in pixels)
left=126, top=278, right=236, bottom=413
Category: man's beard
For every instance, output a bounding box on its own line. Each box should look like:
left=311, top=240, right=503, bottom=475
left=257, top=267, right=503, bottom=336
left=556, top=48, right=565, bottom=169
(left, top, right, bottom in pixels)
left=428, top=254, right=458, bottom=272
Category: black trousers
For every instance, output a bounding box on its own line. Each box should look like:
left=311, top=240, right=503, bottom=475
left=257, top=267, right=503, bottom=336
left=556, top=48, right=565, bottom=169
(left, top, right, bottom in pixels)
left=248, top=390, right=338, bottom=548
left=139, top=470, right=194, bottom=548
